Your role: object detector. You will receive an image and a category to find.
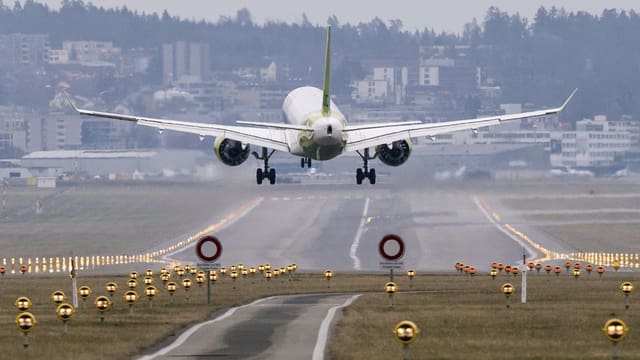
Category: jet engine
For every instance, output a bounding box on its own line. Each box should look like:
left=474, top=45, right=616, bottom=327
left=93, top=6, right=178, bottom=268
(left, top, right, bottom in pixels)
left=376, top=140, right=412, bottom=167
left=214, top=137, right=250, bottom=166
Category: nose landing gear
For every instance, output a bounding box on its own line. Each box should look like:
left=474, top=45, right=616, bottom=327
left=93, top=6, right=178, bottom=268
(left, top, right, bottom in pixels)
left=300, top=157, right=312, bottom=168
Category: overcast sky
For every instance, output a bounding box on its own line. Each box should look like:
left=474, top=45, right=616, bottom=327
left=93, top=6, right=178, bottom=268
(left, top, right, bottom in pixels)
left=35, top=0, right=640, bottom=33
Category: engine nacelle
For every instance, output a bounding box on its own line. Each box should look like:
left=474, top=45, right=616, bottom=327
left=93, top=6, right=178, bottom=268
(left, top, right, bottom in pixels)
left=214, top=137, right=250, bottom=166
left=376, top=140, right=412, bottom=167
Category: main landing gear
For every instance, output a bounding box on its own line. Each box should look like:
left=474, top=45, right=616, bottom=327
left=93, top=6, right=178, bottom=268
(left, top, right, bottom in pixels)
left=355, top=148, right=376, bottom=185
left=300, top=157, right=312, bottom=168
left=252, top=147, right=276, bottom=185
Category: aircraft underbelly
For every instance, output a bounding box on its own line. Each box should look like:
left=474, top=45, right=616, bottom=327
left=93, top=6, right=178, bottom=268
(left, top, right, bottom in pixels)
left=299, top=140, right=343, bottom=160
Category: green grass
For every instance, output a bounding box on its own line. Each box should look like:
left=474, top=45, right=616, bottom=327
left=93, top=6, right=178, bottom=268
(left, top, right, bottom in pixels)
left=1, top=271, right=636, bottom=359
left=0, top=182, right=257, bottom=257
left=329, top=272, right=640, bottom=360
left=0, top=270, right=390, bottom=359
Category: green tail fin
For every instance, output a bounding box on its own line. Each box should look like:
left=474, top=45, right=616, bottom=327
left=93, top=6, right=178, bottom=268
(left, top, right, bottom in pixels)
left=322, top=26, right=331, bottom=116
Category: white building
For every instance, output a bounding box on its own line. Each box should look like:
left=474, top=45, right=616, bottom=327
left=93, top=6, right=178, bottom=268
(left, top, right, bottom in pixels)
left=0, top=107, right=29, bottom=154
left=62, top=41, right=120, bottom=63
left=352, top=79, right=388, bottom=104
left=260, top=61, right=277, bottom=82
left=27, top=112, right=82, bottom=152
left=550, top=116, right=632, bottom=168
left=353, top=66, right=408, bottom=104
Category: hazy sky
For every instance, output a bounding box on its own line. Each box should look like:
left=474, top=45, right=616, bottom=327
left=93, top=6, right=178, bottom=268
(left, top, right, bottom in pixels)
left=35, top=0, right=640, bottom=33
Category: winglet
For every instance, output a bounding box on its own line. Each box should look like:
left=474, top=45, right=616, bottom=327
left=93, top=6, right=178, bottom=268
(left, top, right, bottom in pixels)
left=62, top=91, right=80, bottom=113
left=559, top=88, right=578, bottom=111
left=321, top=26, right=331, bottom=116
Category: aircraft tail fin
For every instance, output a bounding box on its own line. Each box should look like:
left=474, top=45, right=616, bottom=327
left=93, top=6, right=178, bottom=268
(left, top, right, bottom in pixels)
left=321, top=26, right=331, bottom=116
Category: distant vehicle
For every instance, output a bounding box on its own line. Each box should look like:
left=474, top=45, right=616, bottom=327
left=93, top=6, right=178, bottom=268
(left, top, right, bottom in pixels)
left=65, top=27, right=576, bottom=185
left=550, top=167, right=594, bottom=177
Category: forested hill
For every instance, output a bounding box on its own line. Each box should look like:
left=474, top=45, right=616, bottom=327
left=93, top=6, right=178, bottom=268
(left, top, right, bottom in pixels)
left=2, top=1, right=640, bottom=119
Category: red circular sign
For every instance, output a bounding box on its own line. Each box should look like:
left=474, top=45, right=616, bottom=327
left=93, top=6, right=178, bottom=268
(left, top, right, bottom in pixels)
left=195, top=236, right=222, bottom=262
left=379, top=234, right=405, bottom=261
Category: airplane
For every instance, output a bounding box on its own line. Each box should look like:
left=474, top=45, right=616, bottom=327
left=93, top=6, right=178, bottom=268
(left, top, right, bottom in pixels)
left=64, top=27, right=577, bottom=185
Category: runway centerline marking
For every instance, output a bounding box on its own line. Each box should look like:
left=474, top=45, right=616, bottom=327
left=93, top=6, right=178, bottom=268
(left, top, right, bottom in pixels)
left=349, top=198, right=370, bottom=271
left=312, top=294, right=361, bottom=360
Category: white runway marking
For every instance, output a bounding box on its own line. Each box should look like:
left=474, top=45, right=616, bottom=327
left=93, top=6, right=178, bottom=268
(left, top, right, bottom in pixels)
left=312, top=294, right=361, bottom=360
left=472, top=196, right=538, bottom=261
left=161, top=197, right=264, bottom=263
left=349, top=197, right=370, bottom=270
left=137, top=297, right=275, bottom=360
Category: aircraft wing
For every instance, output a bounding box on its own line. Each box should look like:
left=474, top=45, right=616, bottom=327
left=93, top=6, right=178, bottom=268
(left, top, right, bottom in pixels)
left=344, top=89, right=577, bottom=153
left=64, top=93, right=291, bottom=152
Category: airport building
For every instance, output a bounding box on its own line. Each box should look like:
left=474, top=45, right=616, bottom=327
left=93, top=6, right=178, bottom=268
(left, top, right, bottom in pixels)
left=549, top=116, right=634, bottom=171
left=19, top=149, right=209, bottom=180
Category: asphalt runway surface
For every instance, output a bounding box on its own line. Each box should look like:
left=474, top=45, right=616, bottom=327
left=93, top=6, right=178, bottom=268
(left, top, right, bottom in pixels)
left=139, top=293, right=358, bottom=360
left=162, top=181, right=546, bottom=272
left=140, top=180, right=573, bottom=360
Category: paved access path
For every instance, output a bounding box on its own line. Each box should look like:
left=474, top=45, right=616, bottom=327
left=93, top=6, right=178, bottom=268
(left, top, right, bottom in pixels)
left=138, top=293, right=359, bottom=360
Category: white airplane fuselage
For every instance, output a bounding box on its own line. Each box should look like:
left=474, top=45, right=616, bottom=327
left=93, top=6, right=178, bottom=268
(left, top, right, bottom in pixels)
left=282, top=86, right=347, bottom=161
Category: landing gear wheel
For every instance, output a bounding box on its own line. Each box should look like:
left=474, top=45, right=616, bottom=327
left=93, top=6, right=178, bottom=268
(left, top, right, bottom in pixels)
left=355, top=148, right=377, bottom=185
left=256, top=169, right=263, bottom=185
left=253, top=147, right=276, bottom=185
left=268, top=169, right=276, bottom=184
left=301, top=157, right=312, bottom=168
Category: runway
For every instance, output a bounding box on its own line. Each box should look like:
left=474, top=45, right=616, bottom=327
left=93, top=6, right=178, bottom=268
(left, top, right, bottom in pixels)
left=163, top=181, right=536, bottom=272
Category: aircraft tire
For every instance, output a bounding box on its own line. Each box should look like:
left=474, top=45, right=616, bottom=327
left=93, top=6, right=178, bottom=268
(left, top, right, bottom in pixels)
left=369, top=169, right=376, bottom=184
left=256, top=169, right=263, bottom=185
left=356, top=168, right=363, bottom=185
left=269, top=169, right=276, bottom=184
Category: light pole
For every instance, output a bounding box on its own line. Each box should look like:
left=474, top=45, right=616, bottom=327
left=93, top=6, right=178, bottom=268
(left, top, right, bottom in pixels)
left=393, top=320, right=420, bottom=360
left=385, top=281, right=398, bottom=307
left=94, top=295, right=111, bottom=322
left=145, top=285, right=158, bottom=308
left=123, top=290, right=139, bottom=315
left=603, top=318, right=628, bottom=359
left=56, top=303, right=74, bottom=333
left=619, top=282, right=634, bottom=310
left=324, top=269, right=333, bottom=288
left=501, top=283, right=514, bottom=308
left=406, top=269, right=416, bottom=288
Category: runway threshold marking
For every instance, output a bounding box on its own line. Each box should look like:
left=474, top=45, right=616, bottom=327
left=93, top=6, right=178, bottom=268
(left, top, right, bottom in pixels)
left=312, top=294, right=362, bottom=360
left=137, top=296, right=276, bottom=360
left=349, top=198, right=370, bottom=270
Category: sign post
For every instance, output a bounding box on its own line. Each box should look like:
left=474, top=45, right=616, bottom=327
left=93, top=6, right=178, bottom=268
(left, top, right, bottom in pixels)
left=379, top=234, right=405, bottom=282
left=521, top=248, right=527, bottom=304
left=195, top=236, right=222, bottom=305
